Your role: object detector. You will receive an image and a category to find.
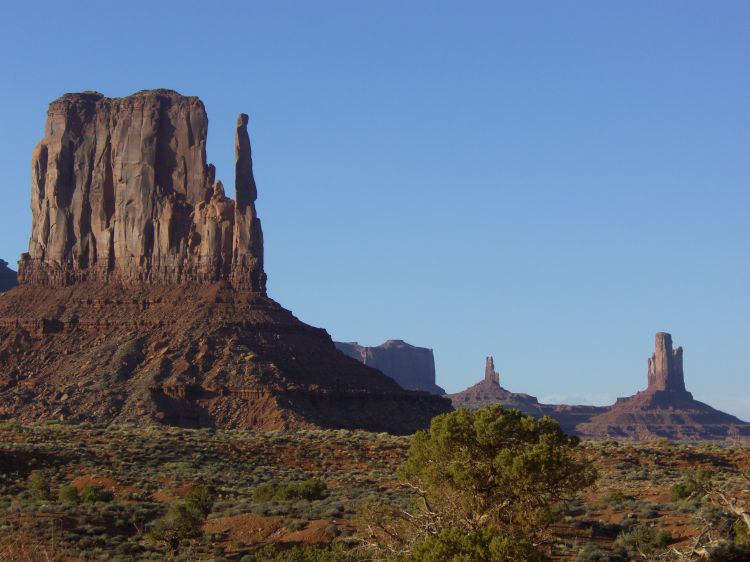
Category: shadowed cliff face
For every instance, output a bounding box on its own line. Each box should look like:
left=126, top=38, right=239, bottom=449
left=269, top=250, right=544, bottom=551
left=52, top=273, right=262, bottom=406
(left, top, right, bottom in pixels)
left=0, top=260, right=17, bottom=292
left=19, top=90, right=265, bottom=291
left=334, top=340, right=446, bottom=395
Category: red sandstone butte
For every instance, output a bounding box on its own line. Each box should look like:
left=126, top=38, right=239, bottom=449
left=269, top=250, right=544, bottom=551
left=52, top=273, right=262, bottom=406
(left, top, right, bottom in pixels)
left=0, top=90, right=452, bottom=433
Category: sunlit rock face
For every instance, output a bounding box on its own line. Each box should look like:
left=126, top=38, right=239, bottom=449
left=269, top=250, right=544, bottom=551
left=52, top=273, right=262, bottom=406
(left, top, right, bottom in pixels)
left=19, top=90, right=264, bottom=291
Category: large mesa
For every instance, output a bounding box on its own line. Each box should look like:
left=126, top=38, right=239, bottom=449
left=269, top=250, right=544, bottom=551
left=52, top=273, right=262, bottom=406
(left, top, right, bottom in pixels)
left=0, top=90, right=452, bottom=432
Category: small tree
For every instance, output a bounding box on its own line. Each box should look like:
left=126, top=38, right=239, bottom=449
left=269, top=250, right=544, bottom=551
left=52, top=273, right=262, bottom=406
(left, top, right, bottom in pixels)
left=151, top=484, right=215, bottom=552
left=27, top=470, right=53, bottom=501
left=359, top=405, right=597, bottom=560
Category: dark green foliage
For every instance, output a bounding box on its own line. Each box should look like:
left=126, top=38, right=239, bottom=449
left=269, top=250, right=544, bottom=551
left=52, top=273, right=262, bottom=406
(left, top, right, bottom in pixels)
left=361, top=405, right=597, bottom=560
left=252, top=479, right=328, bottom=502
left=150, top=485, right=215, bottom=551
left=670, top=469, right=712, bottom=501
left=150, top=503, right=205, bottom=551
left=399, top=406, right=597, bottom=534
left=27, top=470, right=53, bottom=501
left=184, top=484, right=214, bottom=517
left=407, top=526, right=546, bottom=562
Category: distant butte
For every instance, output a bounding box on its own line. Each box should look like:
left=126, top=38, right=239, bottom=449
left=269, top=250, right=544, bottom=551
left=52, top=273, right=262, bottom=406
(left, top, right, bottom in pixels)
left=334, top=340, right=445, bottom=395
left=447, top=355, right=550, bottom=419
left=0, top=90, right=451, bottom=432
left=448, top=334, right=750, bottom=442
left=575, top=333, right=750, bottom=441
left=0, top=260, right=17, bottom=293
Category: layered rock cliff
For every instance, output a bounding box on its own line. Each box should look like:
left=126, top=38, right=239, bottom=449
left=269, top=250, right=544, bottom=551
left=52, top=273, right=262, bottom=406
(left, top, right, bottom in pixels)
left=0, top=90, right=451, bottom=433
left=334, top=340, right=445, bottom=395
left=19, top=90, right=265, bottom=291
left=0, top=260, right=17, bottom=292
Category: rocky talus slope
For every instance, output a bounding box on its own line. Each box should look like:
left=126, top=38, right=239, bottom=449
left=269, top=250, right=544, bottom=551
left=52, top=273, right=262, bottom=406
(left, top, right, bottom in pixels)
left=0, top=90, right=451, bottom=432
left=335, top=339, right=445, bottom=395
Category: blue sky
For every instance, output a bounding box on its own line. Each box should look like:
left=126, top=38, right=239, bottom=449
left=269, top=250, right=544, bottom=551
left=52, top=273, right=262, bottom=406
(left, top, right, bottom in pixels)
left=1, top=2, right=748, bottom=418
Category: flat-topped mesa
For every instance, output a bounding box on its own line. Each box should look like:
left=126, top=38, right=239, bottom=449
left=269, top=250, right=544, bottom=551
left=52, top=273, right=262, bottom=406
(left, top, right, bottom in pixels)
left=0, top=259, right=18, bottom=292
left=646, top=332, right=686, bottom=393
left=17, top=90, right=266, bottom=292
left=484, top=356, right=500, bottom=385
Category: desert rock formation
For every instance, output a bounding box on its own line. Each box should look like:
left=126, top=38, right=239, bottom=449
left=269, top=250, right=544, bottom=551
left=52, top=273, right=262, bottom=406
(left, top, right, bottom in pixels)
left=335, top=340, right=445, bottom=395
left=0, top=90, right=452, bottom=433
left=575, top=333, right=750, bottom=441
left=0, top=261, right=17, bottom=292
left=447, top=355, right=550, bottom=419
left=448, top=336, right=750, bottom=441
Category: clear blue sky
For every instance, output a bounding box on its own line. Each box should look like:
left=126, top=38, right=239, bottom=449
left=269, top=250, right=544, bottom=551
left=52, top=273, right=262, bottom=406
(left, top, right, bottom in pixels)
left=1, top=2, right=748, bottom=418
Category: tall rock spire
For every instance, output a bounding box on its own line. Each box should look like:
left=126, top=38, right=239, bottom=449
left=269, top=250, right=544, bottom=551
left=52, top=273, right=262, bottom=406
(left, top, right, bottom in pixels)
left=231, top=113, right=266, bottom=292
left=484, top=356, right=500, bottom=385
left=647, top=332, right=686, bottom=392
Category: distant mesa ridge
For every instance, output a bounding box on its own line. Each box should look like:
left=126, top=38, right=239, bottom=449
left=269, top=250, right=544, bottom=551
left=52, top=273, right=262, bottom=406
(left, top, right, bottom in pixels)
left=334, top=340, right=445, bottom=395
left=449, top=333, right=750, bottom=442
left=0, top=89, right=452, bottom=432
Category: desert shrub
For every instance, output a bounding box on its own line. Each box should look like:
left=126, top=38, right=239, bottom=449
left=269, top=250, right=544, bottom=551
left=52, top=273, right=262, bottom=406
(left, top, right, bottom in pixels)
left=150, top=485, right=215, bottom=552
left=359, top=405, right=597, bottom=560
left=575, top=543, right=627, bottom=562
left=614, top=524, right=671, bottom=556
left=80, top=484, right=114, bottom=503
left=150, top=503, right=205, bottom=551
left=27, top=470, right=53, bottom=501
left=252, top=479, right=328, bottom=502
left=184, top=484, right=214, bottom=516
left=58, top=484, right=80, bottom=504
left=408, top=526, right=545, bottom=562
left=241, top=543, right=360, bottom=561
left=603, top=491, right=634, bottom=507
left=670, top=469, right=712, bottom=501
left=734, top=518, right=750, bottom=547
left=705, top=540, right=750, bottom=561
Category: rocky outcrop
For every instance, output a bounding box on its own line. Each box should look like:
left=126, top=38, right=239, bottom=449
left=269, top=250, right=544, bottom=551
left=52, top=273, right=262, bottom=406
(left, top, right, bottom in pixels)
left=334, top=340, right=445, bottom=395
left=574, top=333, right=750, bottom=441
left=18, top=90, right=264, bottom=290
left=0, top=261, right=17, bottom=292
left=647, top=332, right=686, bottom=393
left=0, top=90, right=452, bottom=433
left=447, top=356, right=548, bottom=418
left=484, top=356, right=499, bottom=384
